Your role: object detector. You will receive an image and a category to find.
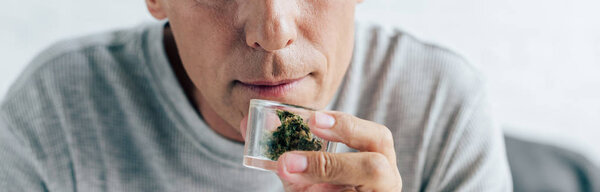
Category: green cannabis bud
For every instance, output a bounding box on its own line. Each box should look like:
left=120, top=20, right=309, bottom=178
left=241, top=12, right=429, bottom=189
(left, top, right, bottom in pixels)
left=265, top=110, right=323, bottom=160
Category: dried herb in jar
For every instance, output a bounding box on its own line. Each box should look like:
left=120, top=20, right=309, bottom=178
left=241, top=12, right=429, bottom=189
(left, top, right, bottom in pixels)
left=265, top=110, right=323, bottom=160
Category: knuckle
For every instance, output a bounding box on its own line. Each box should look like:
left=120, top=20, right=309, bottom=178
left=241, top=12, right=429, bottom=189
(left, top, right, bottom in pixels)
left=312, top=152, right=339, bottom=181
left=379, top=126, right=394, bottom=147
left=345, top=120, right=360, bottom=138
left=336, top=112, right=353, bottom=127
left=364, top=153, right=390, bottom=179
left=337, top=113, right=358, bottom=136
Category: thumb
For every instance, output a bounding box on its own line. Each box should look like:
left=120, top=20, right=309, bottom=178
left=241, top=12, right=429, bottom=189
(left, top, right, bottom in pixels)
left=277, top=151, right=392, bottom=187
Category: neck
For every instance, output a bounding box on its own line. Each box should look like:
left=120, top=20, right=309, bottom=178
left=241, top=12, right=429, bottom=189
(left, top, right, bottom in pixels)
left=163, top=24, right=244, bottom=143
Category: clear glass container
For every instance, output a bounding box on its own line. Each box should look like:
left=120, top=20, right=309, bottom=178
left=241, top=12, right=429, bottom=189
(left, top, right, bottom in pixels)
left=243, top=99, right=337, bottom=172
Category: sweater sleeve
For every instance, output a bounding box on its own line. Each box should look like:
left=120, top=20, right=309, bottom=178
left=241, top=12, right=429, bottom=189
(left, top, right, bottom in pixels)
left=0, top=116, right=48, bottom=191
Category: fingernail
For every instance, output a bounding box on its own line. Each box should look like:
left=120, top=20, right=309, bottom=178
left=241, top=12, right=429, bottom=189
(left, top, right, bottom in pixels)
left=284, top=153, right=307, bottom=173
left=314, top=111, right=335, bottom=129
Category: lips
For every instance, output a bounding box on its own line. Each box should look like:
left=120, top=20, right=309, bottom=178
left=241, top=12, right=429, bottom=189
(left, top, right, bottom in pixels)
left=237, top=76, right=306, bottom=98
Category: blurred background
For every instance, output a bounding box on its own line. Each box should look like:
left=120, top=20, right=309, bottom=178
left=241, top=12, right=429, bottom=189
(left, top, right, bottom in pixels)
left=2, top=0, right=599, bottom=169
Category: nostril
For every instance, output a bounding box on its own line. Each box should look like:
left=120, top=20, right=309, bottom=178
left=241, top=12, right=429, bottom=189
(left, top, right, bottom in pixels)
left=253, top=42, right=261, bottom=48
left=286, top=39, right=293, bottom=46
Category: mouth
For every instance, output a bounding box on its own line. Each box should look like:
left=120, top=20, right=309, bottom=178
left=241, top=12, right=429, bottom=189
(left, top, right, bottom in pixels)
left=236, top=76, right=307, bottom=98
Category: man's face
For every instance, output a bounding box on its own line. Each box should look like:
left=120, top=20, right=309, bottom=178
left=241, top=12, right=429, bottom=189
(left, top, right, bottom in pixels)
left=153, top=0, right=358, bottom=131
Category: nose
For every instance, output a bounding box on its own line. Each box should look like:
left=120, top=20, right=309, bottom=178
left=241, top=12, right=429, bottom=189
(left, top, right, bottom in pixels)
left=244, top=0, right=298, bottom=52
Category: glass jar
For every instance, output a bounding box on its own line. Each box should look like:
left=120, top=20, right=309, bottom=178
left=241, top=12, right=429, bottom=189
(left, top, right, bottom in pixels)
left=243, top=99, right=337, bottom=172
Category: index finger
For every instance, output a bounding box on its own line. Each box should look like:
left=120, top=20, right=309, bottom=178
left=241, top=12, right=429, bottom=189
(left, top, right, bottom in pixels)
left=308, top=111, right=397, bottom=163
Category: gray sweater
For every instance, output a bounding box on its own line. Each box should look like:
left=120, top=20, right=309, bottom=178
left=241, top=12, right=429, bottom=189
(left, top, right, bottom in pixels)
left=0, top=21, right=512, bottom=191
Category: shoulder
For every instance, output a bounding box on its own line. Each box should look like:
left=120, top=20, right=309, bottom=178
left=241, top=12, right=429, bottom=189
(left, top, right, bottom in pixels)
left=352, top=22, right=485, bottom=110
left=350, top=23, right=511, bottom=190
left=24, top=25, right=145, bottom=73
left=3, top=23, right=154, bottom=102
left=0, top=23, right=155, bottom=142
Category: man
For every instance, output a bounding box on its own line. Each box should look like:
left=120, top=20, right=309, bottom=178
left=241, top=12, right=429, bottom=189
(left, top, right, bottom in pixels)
left=0, top=0, right=512, bottom=191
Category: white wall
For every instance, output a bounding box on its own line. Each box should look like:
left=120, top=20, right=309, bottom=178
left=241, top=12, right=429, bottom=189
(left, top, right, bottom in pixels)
left=1, top=0, right=153, bottom=97
left=355, top=0, right=600, bottom=166
left=2, top=0, right=599, bottom=165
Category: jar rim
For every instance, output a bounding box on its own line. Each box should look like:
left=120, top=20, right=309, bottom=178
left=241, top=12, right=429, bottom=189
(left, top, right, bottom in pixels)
left=249, top=99, right=316, bottom=111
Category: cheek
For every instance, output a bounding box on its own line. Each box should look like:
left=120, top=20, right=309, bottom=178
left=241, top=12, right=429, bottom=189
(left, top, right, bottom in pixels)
left=168, top=5, right=240, bottom=91
left=167, top=4, right=248, bottom=126
left=301, top=1, right=355, bottom=106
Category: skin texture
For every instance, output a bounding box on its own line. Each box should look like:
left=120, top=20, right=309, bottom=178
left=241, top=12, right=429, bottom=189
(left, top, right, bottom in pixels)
left=146, top=0, right=402, bottom=191
left=148, top=0, right=356, bottom=142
